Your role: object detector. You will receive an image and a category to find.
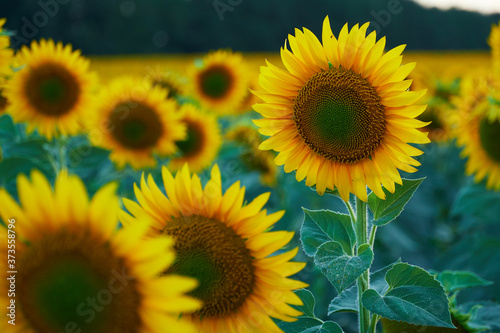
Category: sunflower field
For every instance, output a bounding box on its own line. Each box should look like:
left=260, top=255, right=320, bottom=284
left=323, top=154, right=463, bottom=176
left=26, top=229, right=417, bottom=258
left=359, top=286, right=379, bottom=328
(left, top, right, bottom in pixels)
left=1, top=3, right=500, bottom=333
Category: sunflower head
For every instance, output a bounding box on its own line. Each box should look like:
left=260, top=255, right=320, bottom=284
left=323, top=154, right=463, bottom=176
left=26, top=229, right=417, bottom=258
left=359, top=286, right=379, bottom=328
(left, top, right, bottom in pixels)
left=238, top=73, right=261, bottom=113
left=188, top=50, right=250, bottom=115
left=417, top=103, right=451, bottom=142
left=169, top=103, right=221, bottom=172
left=150, top=70, right=185, bottom=100
left=453, top=75, right=500, bottom=190
left=87, top=76, right=186, bottom=169
left=253, top=16, right=429, bottom=202
left=489, top=20, right=500, bottom=72
left=0, top=77, right=9, bottom=114
left=0, top=18, right=13, bottom=77
left=4, top=39, right=97, bottom=139
left=0, top=170, right=200, bottom=333
left=120, top=164, right=307, bottom=332
left=227, top=125, right=278, bottom=186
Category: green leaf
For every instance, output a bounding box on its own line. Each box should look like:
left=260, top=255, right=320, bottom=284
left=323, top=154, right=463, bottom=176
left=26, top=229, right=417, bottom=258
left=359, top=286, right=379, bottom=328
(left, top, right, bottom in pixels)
left=368, top=178, right=425, bottom=226
left=362, top=262, right=454, bottom=328
left=329, top=259, right=402, bottom=314
left=328, top=285, right=358, bottom=313
left=294, top=289, right=316, bottom=318
left=436, top=271, right=492, bottom=293
left=0, top=114, right=16, bottom=140
left=451, top=184, right=500, bottom=221
left=301, top=209, right=355, bottom=257
left=2, top=139, right=48, bottom=160
left=279, top=319, right=343, bottom=333
left=314, top=242, right=373, bottom=294
left=460, top=302, right=500, bottom=332
left=278, top=289, right=344, bottom=333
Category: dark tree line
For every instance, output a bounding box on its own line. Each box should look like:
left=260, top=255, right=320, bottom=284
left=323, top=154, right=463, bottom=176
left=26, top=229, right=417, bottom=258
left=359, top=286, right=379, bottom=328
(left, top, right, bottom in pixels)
left=2, top=0, right=500, bottom=55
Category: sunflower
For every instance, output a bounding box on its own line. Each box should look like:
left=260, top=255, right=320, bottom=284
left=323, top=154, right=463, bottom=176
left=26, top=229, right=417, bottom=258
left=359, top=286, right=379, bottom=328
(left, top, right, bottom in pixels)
left=0, top=170, right=201, bottom=333
left=87, top=76, right=185, bottom=169
left=169, top=103, right=221, bottom=172
left=488, top=20, right=500, bottom=72
left=150, top=70, right=185, bottom=100
left=417, top=103, right=451, bottom=142
left=453, top=75, right=500, bottom=190
left=238, top=74, right=261, bottom=113
left=4, top=39, right=96, bottom=139
left=0, top=78, right=8, bottom=114
left=252, top=17, right=429, bottom=201
left=120, top=164, right=307, bottom=332
left=227, top=126, right=278, bottom=186
left=188, top=50, right=249, bottom=115
left=0, top=18, right=13, bottom=76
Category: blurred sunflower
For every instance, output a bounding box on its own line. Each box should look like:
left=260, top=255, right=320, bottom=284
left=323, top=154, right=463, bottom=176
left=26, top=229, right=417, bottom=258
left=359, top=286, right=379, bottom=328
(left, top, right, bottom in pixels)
left=0, top=78, right=8, bottom=115
left=188, top=50, right=249, bottom=115
left=5, top=39, right=96, bottom=139
left=453, top=75, right=500, bottom=190
left=0, top=171, right=200, bottom=333
left=417, top=103, right=451, bottom=142
left=150, top=70, right=185, bottom=100
left=120, top=165, right=307, bottom=332
left=88, top=76, right=185, bottom=169
left=0, top=18, right=13, bottom=76
left=252, top=16, right=429, bottom=201
left=169, top=103, right=221, bottom=172
left=238, top=74, right=261, bottom=113
left=489, top=20, right=500, bottom=72
left=227, top=126, right=278, bottom=186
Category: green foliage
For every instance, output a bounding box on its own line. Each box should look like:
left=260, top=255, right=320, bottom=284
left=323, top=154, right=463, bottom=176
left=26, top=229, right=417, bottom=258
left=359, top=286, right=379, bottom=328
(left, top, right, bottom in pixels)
left=435, top=271, right=492, bottom=294
left=277, top=289, right=344, bottom=333
left=368, top=178, right=425, bottom=226
left=328, top=259, right=402, bottom=314
left=314, top=242, right=373, bottom=294
left=301, top=209, right=355, bottom=256
left=459, top=302, right=500, bottom=332
left=451, top=184, right=500, bottom=221
left=362, top=263, right=454, bottom=328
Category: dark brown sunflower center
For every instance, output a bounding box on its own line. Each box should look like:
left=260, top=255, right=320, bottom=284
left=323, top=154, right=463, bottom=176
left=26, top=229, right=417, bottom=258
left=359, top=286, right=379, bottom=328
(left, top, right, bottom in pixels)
left=152, top=78, right=180, bottom=99
left=25, top=62, right=80, bottom=116
left=417, top=108, right=441, bottom=131
left=162, top=215, right=255, bottom=318
left=175, top=121, right=204, bottom=157
left=199, top=65, right=233, bottom=99
left=479, top=117, right=500, bottom=163
left=17, top=230, right=141, bottom=333
left=0, top=89, right=7, bottom=113
left=293, top=67, right=386, bottom=164
left=108, top=102, right=163, bottom=150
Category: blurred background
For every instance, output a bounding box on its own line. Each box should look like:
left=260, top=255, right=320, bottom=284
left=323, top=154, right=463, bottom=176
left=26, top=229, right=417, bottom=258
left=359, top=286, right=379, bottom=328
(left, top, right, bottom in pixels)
left=2, top=1, right=500, bottom=332
left=2, top=0, right=500, bottom=54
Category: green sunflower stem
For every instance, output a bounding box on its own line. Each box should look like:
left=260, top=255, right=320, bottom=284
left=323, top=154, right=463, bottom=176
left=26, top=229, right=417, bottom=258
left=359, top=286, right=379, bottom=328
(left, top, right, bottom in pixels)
left=355, top=197, right=370, bottom=333
left=368, top=314, right=379, bottom=333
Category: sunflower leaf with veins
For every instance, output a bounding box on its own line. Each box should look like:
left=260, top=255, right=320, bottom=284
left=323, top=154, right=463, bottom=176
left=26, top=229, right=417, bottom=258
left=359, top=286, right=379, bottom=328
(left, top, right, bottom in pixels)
left=277, top=289, right=344, bottom=333
left=362, top=262, right=455, bottom=328
left=300, top=209, right=356, bottom=257
left=314, top=242, right=374, bottom=294
left=368, top=178, right=425, bottom=226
